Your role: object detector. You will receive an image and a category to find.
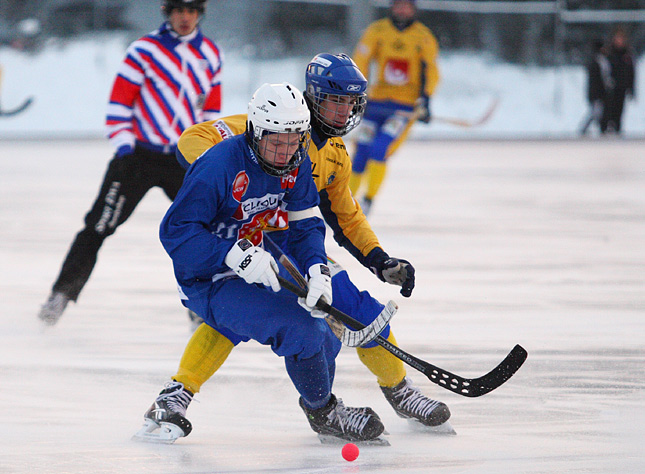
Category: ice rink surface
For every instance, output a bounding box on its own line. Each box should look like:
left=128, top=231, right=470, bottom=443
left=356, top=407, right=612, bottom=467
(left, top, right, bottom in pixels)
left=1, top=139, right=644, bottom=473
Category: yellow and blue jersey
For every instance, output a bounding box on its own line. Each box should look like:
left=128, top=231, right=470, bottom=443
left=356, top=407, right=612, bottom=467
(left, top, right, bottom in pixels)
left=353, top=17, right=440, bottom=106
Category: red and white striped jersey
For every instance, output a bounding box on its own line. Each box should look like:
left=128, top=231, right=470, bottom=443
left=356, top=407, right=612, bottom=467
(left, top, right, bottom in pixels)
left=106, top=22, right=222, bottom=152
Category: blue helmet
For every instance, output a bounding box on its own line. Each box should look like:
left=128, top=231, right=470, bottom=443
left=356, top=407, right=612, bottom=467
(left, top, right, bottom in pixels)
left=305, top=53, right=368, bottom=137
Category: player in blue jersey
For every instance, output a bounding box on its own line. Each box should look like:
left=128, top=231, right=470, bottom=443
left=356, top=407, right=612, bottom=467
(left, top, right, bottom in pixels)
left=140, top=82, right=385, bottom=443
left=136, top=54, right=451, bottom=445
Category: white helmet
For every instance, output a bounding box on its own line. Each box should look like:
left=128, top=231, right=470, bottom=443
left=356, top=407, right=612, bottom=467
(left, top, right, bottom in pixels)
left=247, top=83, right=311, bottom=177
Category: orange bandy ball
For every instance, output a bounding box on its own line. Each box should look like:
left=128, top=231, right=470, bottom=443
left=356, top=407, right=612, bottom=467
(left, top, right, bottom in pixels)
left=341, top=442, right=359, bottom=461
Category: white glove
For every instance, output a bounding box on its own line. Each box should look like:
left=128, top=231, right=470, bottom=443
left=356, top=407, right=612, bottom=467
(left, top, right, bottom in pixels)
left=225, top=239, right=280, bottom=292
left=298, top=263, right=332, bottom=318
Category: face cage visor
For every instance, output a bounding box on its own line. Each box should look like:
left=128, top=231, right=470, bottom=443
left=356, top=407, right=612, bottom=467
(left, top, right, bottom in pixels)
left=250, top=126, right=312, bottom=177
left=309, top=92, right=367, bottom=137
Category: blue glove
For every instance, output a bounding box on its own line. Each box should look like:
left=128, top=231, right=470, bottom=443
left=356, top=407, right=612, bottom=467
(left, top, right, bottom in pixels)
left=416, top=95, right=431, bottom=124
left=115, top=145, right=134, bottom=158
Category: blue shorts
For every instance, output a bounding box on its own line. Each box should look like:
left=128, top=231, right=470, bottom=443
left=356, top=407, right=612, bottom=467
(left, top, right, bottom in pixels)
left=352, top=100, right=414, bottom=172
left=203, top=258, right=391, bottom=350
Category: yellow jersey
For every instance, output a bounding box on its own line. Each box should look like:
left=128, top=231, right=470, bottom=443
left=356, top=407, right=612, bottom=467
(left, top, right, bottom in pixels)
left=353, top=18, right=440, bottom=106
left=177, top=116, right=383, bottom=265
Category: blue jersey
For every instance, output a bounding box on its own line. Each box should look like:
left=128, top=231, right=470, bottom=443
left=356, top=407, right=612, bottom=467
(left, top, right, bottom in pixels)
left=160, top=133, right=326, bottom=301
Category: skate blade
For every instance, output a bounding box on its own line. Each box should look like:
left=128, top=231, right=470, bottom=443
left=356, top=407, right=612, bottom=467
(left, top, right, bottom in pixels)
left=317, top=434, right=391, bottom=446
left=131, top=419, right=186, bottom=444
left=407, top=419, right=457, bottom=435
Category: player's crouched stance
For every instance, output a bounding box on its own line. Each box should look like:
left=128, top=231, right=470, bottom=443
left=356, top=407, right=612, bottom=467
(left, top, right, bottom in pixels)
left=134, top=83, right=384, bottom=444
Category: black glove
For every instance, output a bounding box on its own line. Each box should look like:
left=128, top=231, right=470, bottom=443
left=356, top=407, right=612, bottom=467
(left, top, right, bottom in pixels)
left=415, top=95, right=431, bottom=124
left=369, top=251, right=416, bottom=297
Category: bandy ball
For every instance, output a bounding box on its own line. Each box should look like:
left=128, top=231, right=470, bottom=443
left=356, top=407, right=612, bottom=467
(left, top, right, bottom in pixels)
left=342, top=443, right=359, bottom=462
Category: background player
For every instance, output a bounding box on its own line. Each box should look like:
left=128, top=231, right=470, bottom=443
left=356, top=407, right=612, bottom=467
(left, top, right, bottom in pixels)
left=144, top=82, right=385, bottom=443
left=602, top=27, right=636, bottom=134
left=137, top=54, right=450, bottom=444
left=38, top=0, right=222, bottom=325
left=350, top=0, right=439, bottom=214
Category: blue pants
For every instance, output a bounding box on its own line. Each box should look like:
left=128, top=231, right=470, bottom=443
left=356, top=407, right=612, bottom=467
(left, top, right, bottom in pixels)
left=183, top=256, right=392, bottom=407
left=185, top=275, right=341, bottom=409
left=207, top=261, right=391, bottom=350
left=352, top=100, right=414, bottom=173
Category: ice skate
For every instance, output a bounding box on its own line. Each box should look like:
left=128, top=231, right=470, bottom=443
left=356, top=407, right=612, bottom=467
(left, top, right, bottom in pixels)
left=132, top=381, right=193, bottom=444
left=38, top=291, right=69, bottom=325
left=187, top=309, right=204, bottom=332
left=300, top=394, right=388, bottom=445
left=381, top=377, right=455, bottom=434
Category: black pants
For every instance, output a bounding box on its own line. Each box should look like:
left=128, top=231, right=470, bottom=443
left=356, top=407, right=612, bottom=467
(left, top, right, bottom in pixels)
left=601, top=90, right=627, bottom=133
left=52, top=145, right=186, bottom=301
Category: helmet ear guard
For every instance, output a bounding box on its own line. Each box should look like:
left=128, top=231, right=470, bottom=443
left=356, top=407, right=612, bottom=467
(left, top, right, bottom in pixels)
left=304, top=53, right=367, bottom=137
left=246, top=83, right=311, bottom=177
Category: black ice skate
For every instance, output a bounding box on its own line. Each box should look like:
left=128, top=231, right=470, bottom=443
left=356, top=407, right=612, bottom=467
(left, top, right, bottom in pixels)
left=300, top=394, right=387, bottom=445
left=132, top=381, right=194, bottom=444
left=381, top=377, right=455, bottom=433
left=38, top=291, right=69, bottom=325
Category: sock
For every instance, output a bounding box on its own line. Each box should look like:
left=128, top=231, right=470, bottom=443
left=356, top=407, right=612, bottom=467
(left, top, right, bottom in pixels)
left=173, top=323, right=234, bottom=394
left=285, top=349, right=331, bottom=410
left=365, top=160, right=387, bottom=201
left=356, top=330, right=406, bottom=388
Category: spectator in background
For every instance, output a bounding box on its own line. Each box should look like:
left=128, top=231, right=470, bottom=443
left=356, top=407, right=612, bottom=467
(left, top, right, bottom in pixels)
left=581, top=39, right=612, bottom=136
left=350, top=0, right=439, bottom=215
left=38, top=0, right=222, bottom=325
left=602, top=27, right=635, bottom=134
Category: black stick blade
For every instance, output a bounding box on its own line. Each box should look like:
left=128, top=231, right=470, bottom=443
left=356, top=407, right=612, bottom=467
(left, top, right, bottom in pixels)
left=429, top=344, right=528, bottom=398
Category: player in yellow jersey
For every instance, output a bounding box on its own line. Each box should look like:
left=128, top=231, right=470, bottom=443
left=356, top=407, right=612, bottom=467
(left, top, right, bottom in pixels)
left=136, top=53, right=451, bottom=443
left=350, top=0, right=440, bottom=214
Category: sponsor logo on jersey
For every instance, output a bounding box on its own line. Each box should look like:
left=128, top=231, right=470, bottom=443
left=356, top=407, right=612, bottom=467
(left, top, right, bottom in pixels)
left=280, top=168, right=299, bottom=189
left=237, top=208, right=287, bottom=245
left=214, top=120, right=233, bottom=140
left=384, top=59, right=410, bottom=86
left=232, top=193, right=283, bottom=222
left=326, top=171, right=336, bottom=186
left=232, top=171, right=249, bottom=202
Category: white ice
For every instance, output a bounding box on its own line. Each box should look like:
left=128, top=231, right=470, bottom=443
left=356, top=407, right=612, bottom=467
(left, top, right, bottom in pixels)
left=1, top=138, right=644, bottom=473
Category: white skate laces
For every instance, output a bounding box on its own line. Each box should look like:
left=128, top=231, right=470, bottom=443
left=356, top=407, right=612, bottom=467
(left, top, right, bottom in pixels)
left=156, top=381, right=193, bottom=417
left=381, top=377, right=451, bottom=426
left=327, top=398, right=370, bottom=435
